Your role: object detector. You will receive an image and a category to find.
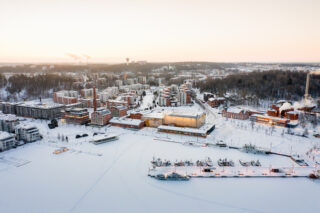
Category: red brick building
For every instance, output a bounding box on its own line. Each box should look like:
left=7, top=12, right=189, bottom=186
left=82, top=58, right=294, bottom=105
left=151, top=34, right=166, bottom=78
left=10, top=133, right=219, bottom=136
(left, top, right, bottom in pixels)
left=106, top=100, right=128, bottom=109
left=207, top=97, right=225, bottom=108
left=110, top=106, right=127, bottom=117
left=267, top=109, right=278, bottom=117
left=250, top=114, right=289, bottom=127
left=128, top=112, right=143, bottom=119
left=91, top=108, right=112, bottom=126
left=285, top=111, right=299, bottom=120
left=222, top=108, right=249, bottom=120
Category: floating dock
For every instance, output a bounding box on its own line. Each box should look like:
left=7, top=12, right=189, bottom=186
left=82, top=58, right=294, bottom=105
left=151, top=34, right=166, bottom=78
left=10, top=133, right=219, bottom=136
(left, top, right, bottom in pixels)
left=148, top=166, right=315, bottom=179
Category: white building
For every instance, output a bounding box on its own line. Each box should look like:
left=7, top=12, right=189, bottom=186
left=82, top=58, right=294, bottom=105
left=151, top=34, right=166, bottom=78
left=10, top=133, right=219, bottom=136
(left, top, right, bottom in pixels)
left=0, top=114, right=19, bottom=133
left=0, top=131, right=16, bottom=152
left=138, top=76, right=147, bottom=84
left=115, top=80, right=123, bottom=87
left=15, top=125, right=41, bottom=143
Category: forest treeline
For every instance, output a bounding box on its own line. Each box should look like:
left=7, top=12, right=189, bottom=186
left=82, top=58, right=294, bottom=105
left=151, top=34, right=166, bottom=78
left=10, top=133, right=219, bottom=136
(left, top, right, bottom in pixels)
left=198, top=70, right=320, bottom=100
left=0, top=74, right=74, bottom=101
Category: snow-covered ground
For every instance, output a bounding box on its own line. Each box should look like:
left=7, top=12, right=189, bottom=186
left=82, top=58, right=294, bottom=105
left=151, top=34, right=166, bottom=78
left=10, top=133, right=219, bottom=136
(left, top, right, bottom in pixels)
left=0, top=108, right=320, bottom=212
left=139, top=90, right=154, bottom=110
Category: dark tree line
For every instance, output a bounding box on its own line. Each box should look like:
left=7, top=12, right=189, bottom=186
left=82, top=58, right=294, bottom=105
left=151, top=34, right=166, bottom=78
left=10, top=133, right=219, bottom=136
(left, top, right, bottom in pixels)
left=199, top=70, right=320, bottom=100
left=3, top=74, right=75, bottom=100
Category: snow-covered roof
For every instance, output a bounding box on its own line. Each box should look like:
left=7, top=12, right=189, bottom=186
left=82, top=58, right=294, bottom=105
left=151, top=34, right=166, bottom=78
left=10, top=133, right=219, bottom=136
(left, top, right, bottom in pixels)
left=268, top=109, right=277, bottom=112
left=92, top=134, right=117, bottom=142
left=0, top=113, right=19, bottom=121
left=109, top=117, right=143, bottom=126
left=167, top=111, right=204, bottom=118
left=17, top=99, right=64, bottom=109
left=158, top=125, right=207, bottom=135
left=0, top=131, right=15, bottom=140
left=208, top=97, right=225, bottom=101
left=16, top=124, right=38, bottom=130
left=226, top=108, right=244, bottom=114
left=286, top=111, right=299, bottom=115
left=251, top=114, right=289, bottom=122
left=142, top=111, right=164, bottom=119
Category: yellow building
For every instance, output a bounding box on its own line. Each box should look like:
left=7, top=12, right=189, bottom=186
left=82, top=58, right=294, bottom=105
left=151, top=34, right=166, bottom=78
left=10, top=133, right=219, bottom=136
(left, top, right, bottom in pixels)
left=163, top=111, right=205, bottom=128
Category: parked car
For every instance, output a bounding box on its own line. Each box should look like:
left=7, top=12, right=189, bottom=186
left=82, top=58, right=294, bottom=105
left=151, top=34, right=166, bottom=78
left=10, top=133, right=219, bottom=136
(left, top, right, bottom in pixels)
left=75, top=134, right=82, bottom=139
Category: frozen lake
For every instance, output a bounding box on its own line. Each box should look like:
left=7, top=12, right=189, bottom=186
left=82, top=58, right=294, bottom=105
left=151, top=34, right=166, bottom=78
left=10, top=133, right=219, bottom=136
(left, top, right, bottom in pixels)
left=0, top=128, right=319, bottom=213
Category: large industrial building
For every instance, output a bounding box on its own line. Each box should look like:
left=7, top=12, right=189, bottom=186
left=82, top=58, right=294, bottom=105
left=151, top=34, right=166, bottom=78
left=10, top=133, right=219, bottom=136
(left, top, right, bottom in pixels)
left=163, top=111, right=206, bottom=128
left=0, top=100, right=65, bottom=120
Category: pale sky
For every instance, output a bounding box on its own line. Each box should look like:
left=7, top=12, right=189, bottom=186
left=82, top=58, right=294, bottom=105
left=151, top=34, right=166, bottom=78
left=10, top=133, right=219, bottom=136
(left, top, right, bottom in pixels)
left=0, top=0, right=320, bottom=63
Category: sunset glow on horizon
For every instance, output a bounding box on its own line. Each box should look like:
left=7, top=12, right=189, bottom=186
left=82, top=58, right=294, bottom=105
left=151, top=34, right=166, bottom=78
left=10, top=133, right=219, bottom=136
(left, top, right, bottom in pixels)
left=1, top=0, right=320, bottom=63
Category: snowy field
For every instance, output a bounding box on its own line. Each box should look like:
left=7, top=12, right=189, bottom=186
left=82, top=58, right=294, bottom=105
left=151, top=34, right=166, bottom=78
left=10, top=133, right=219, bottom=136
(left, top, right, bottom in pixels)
left=0, top=110, right=320, bottom=212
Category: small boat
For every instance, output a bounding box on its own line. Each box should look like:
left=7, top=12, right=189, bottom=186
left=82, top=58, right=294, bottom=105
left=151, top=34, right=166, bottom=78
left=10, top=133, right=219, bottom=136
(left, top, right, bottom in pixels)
left=151, top=157, right=162, bottom=167
left=162, top=160, right=172, bottom=167
left=218, top=158, right=234, bottom=167
left=242, top=144, right=269, bottom=154
left=309, top=170, right=320, bottom=179
left=155, top=172, right=190, bottom=181
left=250, top=160, right=261, bottom=167
left=184, top=160, right=194, bottom=166
left=239, top=160, right=251, bottom=167
left=202, top=167, right=216, bottom=173
left=291, top=154, right=308, bottom=166
left=270, top=168, right=285, bottom=173
left=174, top=160, right=185, bottom=167
left=196, top=160, right=205, bottom=167
left=205, top=157, right=214, bottom=167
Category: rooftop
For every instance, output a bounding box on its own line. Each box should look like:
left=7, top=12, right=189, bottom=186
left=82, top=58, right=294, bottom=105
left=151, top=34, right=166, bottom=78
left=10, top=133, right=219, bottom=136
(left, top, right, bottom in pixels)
left=251, top=114, right=289, bottom=122
left=16, top=99, right=64, bottom=109
left=158, top=125, right=208, bottom=135
left=167, top=110, right=204, bottom=118
left=109, top=117, right=143, bottom=126
left=0, top=131, right=14, bottom=140
left=142, top=111, right=165, bottom=119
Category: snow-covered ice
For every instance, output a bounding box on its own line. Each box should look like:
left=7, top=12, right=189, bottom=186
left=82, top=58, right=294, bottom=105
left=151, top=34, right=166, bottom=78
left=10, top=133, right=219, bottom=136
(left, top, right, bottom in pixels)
left=0, top=110, right=320, bottom=213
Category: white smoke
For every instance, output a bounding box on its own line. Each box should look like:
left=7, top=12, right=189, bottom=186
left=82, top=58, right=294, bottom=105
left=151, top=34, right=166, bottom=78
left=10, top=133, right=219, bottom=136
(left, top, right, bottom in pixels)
left=279, top=102, right=292, bottom=112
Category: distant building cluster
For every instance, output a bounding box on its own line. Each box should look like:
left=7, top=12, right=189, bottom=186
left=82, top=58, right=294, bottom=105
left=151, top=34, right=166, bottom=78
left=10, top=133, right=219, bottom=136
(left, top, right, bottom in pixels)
left=221, top=100, right=304, bottom=127
left=158, top=83, right=192, bottom=107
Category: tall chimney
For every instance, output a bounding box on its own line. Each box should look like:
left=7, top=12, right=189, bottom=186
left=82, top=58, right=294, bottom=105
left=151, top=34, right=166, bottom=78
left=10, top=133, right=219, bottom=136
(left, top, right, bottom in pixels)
left=93, top=86, right=97, bottom=112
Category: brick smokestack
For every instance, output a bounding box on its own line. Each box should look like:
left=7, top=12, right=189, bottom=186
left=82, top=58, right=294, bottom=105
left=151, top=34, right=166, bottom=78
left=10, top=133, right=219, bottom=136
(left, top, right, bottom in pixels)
left=93, top=86, right=97, bottom=112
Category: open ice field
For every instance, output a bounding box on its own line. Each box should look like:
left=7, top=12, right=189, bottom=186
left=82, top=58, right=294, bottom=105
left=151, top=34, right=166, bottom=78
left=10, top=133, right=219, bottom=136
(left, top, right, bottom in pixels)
left=0, top=114, right=320, bottom=213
